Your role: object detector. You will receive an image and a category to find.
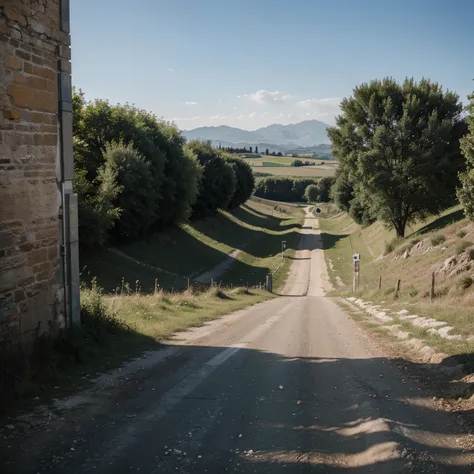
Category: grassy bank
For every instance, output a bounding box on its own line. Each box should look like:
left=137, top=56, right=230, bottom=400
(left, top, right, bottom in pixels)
left=320, top=205, right=474, bottom=367
left=2, top=197, right=307, bottom=412
left=81, top=197, right=305, bottom=293
left=1, top=283, right=271, bottom=413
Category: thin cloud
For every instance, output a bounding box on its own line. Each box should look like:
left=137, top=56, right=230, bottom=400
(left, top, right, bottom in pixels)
left=239, top=90, right=291, bottom=105
left=296, top=98, right=341, bottom=123
left=167, top=68, right=176, bottom=73
left=184, top=101, right=198, bottom=106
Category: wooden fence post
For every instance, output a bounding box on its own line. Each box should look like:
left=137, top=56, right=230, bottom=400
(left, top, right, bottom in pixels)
left=378, top=275, right=382, bottom=290
left=395, top=279, right=401, bottom=299
left=430, top=272, right=435, bottom=301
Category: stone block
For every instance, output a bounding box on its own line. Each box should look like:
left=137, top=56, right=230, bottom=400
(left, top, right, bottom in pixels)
left=32, top=261, right=53, bottom=274
left=24, top=63, right=56, bottom=82
left=26, top=76, right=48, bottom=91
left=3, top=109, right=20, bottom=120
left=3, top=6, right=27, bottom=27
left=14, top=289, right=25, bottom=303
left=3, top=55, right=22, bottom=70
left=0, top=232, right=14, bottom=249
left=27, top=248, right=47, bottom=266
left=58, top=44, right=71, bottom=59
left=18, top=275, right=35, bottom=287
left=7, top=84, right=57, bottom=113
left=16, top=50, right=30, bottom=61
left=47, top=244, right=59, bottom=261
left=13, top=72, right=26, bottom=84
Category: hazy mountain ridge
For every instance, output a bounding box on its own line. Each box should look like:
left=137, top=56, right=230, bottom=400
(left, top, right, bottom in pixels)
left=183, top=120, right=331, bottom=148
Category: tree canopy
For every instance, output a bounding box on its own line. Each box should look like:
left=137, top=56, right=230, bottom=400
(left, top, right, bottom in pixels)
left=328, top=77, right=466, bottom=237
left=187, top=141, right=237, bottom=217
left=458, top=90, right=474, bottom=220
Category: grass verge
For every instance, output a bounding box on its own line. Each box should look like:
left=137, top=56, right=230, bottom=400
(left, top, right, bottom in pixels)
left=81, top=198, right=305, bottom=293
left=0, top=280, right=271, bottom=414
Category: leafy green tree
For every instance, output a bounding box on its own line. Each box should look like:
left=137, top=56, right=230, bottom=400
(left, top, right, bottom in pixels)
left=188, top=141, right=237, bottom=217
left=328, top=77, right=466, bottom=237
left=316, top=176, right=336, bottom=203
left=458, top=90, right=474, bottom=220
left=304, top=184, right=319, bottom=203
left=154, top=125, right=202, bottom=228
left=73, top=145, right=122, bottom=249
left=104, top=142, right=157, bottom=241
left=254, top=177, right=317, bottom=202
left=225, top=156, right=255, bottom=208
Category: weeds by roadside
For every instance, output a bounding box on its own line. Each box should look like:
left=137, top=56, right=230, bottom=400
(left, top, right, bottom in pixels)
left=0, top=279, right=271, bottom=414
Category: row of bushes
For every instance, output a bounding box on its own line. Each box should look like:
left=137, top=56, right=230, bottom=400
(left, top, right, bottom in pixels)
left=304, top=177, right=336, bottom=203
left=291, top=159, right=315, bottom=167
left=73, top=89, right=254, bottom=248
left=254, top=176, right=318, bottom=202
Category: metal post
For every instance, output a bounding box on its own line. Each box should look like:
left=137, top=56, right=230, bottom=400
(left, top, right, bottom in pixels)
left=281, top=240, right=287, bottom=262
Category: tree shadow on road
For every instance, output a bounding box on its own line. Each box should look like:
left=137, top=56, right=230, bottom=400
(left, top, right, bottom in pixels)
left=5, top=338, right=474, bottom=474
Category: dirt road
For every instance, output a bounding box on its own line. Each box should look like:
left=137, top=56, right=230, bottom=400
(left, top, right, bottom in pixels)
left=2, top=211, right=474, bottom=473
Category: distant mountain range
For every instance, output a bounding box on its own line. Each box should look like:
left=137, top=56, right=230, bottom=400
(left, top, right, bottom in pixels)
left=182, top=120, right=333, bottom=156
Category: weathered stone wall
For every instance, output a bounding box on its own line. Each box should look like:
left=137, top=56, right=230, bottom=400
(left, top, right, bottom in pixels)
left=0, top=1, right=72, bottom=342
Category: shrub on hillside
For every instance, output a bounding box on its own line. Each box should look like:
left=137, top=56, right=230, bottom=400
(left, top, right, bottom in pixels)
left=430, top=234, right=446, bottom=246
left=457, top=230, right=467, bottom=238
left=457, top=276, right=473, bottom=290
left=384, top=237, right=404, bottom=255
left=455, top=240, right=473, bottom=255
left=469, top=249, right=474, bottom=261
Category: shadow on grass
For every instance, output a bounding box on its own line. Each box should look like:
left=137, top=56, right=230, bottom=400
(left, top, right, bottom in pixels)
left=80, top=205, right=305, bottom=294
left=320, top=232, right=351, bottom=250
left=410, top=209, right=465, bottom=237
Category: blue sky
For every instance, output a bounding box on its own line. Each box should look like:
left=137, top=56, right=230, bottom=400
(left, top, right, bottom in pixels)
left=71, top=0, right=473, bottom=130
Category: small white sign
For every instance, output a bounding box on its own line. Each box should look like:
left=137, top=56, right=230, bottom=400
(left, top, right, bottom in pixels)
left=353, top=254, right=360, bottom=262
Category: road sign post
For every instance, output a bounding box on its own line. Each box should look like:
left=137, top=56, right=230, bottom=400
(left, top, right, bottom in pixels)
left=281, top=240, right=287, bottom=262
left=352, top=254, right=360, bottom=293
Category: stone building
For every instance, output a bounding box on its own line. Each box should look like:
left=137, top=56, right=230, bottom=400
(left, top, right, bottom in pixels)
left=0, top=0, right=79, bottom=345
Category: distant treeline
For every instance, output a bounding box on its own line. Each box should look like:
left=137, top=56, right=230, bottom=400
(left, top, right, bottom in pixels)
left=73, top=89, right=255, bottom=249
left=291, top=159, right=316, bottom=167
left=220, top=146, right=283, bottom=157
left=254, top=176, right=318, bottom=202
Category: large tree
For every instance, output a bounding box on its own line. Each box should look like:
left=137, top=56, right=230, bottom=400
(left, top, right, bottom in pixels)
left=328, top=77, right=467, bottom=237
left=188, top=141, right=236, bottom=217
left=225, top=156, right=255, bottom=208
left=458, top=90, right=474, bottom=220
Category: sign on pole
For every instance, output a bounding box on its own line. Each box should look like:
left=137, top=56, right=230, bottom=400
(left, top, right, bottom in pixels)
left=353, top=254, right=360, bottom=292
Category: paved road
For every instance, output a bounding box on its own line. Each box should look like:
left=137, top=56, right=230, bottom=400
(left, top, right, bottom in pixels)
left=4, top=212, right=474, bottom=473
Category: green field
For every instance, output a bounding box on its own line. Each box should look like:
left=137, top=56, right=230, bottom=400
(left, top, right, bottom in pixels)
left=245, top=156, right=336, bottom=167
left=244, top=155, right=337, bottom=177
